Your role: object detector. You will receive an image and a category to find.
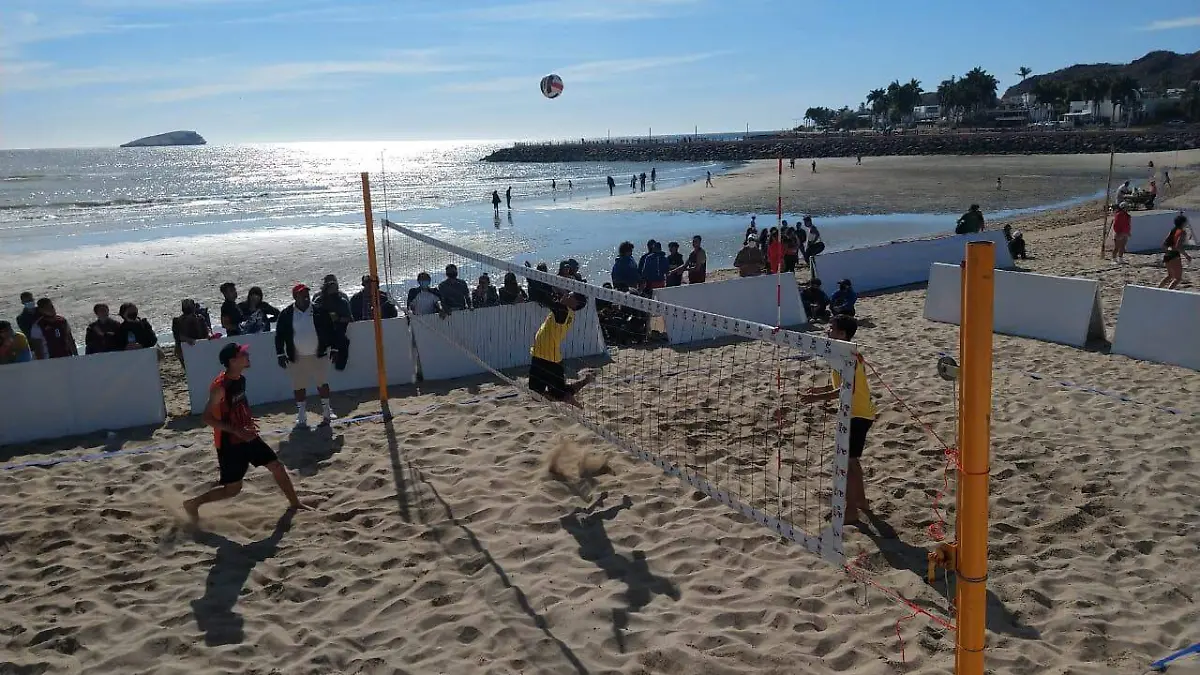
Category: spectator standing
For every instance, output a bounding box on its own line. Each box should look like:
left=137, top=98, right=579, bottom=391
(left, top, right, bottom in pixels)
left=801, top=279, right=831, bottom=321
left=438, top=264, right=472, bottom=311
left=173, top=299, right=209, bottom=366
left=0, top=320, right=33, bottom=365
left=471, top=274, right=500, bottom=308
left=505, top=186, right=512, bottom=209
left=29, top=298, right=77, bottom=360
left=238, top=286, right=280, bottom=333
left=611, top=241, right=641, bottom=289
left=665, top=242, right=685, bottom=287
left=684, top=235, right=707, bottom=284
left=219, top=282, right=244, bottom=336
left=526, top=262, right=555, bottom=306
left=407, top=272, right=448, bottom=316
left=117, top=303, right=157, bottom=350
left=831, top=279, right=857, bottom=316
left=1111, top=203, right=1132, bottom=264
left=315, top=277, right=352, bottom=371
left=803, top=216, right=825, bottom=266
left=350, top=275, right=398, bottom=321
left=15, top=291, right=37, bottom=337
left=734, top=236, right=766, bottom=277
left=498, top=272, right=528, bottom=305
left=638, top=240, right=669, bottom=291
left=492, top=190, right=501, bottom=211
left=767, top=230, right=784, bottom=274
left=85, top=303, right=123, bottom=354
left=607, top=175, right=615, bottom=196
left=276, top=284, right=337, bottom=428
left=782, top=227, right=800, bottom=273
left=1159, top=214, right=1193, bottom=290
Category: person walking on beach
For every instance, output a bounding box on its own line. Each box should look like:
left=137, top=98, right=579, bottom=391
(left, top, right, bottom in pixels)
left=1111, top=202, right=1132, bottom=264
left=1159, top=214, right=1192, bottom=290
left=650, top=168, right=656, bottom=183
left=505, top=186, right=512, bottom=209
left=529, top=292, right=595, bottom=408
left=856, top=155, right=862, bottom=165
left=1163, top=169, right=1171, bottom=188
left=639, top=172, right=646, bottom=191
left=801, top=315, right=874, bottom=526
left=705, top=171, right=714, bottom=188
left=607, top=175, right=615, bottom=196
left=552, top=180, right=557, bottom=192
left=492, top=190, right=501, bottom=211
left=184, top=342, right=308, bottom=522
left=996, top=177, right=1002, bottom=191
left=811, top=160, right=817, bottom=174
left=790, top=158, right=796, bottom=170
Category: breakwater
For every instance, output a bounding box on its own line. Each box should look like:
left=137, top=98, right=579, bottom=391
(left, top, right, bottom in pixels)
left=484, top=129, right=1200, bottom=162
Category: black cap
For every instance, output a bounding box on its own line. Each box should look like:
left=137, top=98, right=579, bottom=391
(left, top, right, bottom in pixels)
left=219, top=342, right=248, bottom=367
left=839, top=279, right=852, bottom=287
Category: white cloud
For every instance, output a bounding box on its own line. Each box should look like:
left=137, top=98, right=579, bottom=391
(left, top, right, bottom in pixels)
left=451, top=0, right=702, bottom=23
left=1140, top=15, right=1200, bottom=30
left=437, top=52, right=725, bottom=94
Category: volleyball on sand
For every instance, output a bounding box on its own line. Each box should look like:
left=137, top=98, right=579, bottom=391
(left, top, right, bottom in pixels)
left=540, top=74, right=564, bottom=99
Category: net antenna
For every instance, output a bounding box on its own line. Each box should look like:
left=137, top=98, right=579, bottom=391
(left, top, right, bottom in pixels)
left=383, top=220, right=860, bottom=567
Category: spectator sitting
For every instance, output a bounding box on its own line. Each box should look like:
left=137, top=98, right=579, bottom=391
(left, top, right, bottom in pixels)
left=471, top=274, right=500, bottom=308
left=637, top=240, right=669, bottom=290
left=1116, top=180, right=1132, bottom=203
left=611, top=241, right=641, bottom=288
left=955, top=204, right=985, bottom=234
left=0, top=320, right=33, bottom=365
left=407, top=272, right=448, bottom=316
left=117, top=302, right=157, bottom=350
left=218, top=281, right=244, bottom=336
left=29, top=298, right=77, bottom=359
left=15, top=291, right=37, bottom=337
left=665, top=242, right=685, bottom=287
left=830, top=279, right=857, bottom=317
left=561, top=258, right=585, bottom=282
left=350, top=274, right=399, bottom=321
left=734, top=235, right=766, bottom=277
left=85, top=303, right=123, bottom=354
left=238, top=286, right=281, bottom=333
left=172, top=299, right=209, bottom=366
left=526, top=262, right=555, bottom=306
left=438, top=264, right=472, bottom=310
left=498, top=272, right=528, bottom=305
left=801, top=279, right=831, bottom=321
left=1003, top=223, right=1029, bottom=260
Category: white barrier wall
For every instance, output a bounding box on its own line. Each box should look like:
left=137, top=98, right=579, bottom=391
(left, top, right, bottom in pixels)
left=1126, top=209, right=1196, bottom=253
left=183, top=318, right=416, bottom=414
left=813, top=230, right=1014, bottom=293
left=924, top=263, right=1105, bottom=347
left=410, top=302, right=606, bottom=382
left=653, top=275, right=808, bottom=345
left=0, top=349, right=166, bottom=446
left=1111, top=285, right=1200, bottom=371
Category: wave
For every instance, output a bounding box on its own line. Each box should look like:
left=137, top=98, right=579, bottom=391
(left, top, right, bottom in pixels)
left=1, top=174, right=44, bottom=181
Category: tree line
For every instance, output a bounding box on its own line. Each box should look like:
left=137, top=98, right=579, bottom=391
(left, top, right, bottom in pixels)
left=801, top=67, right=1002, bottom=130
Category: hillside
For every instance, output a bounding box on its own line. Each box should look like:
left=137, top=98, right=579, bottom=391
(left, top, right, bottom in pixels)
left=1003, top=50, right=1200, bottom=98
left=120, top=131, right=206, bottom=148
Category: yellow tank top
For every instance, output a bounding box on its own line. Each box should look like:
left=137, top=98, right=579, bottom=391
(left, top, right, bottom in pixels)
left=531, top=307, right=574, bottom=363
left=830, top=356, right=876, bottom=420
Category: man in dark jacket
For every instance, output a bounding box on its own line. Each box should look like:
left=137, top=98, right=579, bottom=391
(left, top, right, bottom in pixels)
left=16, top=291, right=37, bottom=337
left=85, top=303, right=123, bottom=354
left=611, top=241, right=640, bottom=289
left=314, top=277, right=352, bottom=371
left=437, top=264, right=471, bottom=311
left=350, top=274, right=398, bottom=321
left=637, top=240, right=669, bottom=291
left=116, top=303, right=157, bottom=350
left=275, top=284, right=337, bottom=428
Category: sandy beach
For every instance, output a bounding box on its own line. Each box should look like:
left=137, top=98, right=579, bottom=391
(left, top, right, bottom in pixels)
left=2, top=159, right=1199, bottom=674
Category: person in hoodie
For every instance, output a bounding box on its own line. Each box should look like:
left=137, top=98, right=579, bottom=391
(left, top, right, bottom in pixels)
left=611, top=241, right=641, bottom=289
left=637, top=240, right=669, bottom=291
left=116, top=303, right=157, bottom=350
left=275, top=283, right=337, bottom=428
left=830, top=279, right=857, bottom=316
left=85, top=303, right=123, bottom=354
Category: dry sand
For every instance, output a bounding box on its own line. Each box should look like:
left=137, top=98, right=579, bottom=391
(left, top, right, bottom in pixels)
left=2, top=166, right=1200, bottom=675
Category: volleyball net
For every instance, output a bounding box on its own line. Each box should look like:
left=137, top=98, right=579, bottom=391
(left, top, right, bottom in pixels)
left=382, top=220, right=859, bottom=566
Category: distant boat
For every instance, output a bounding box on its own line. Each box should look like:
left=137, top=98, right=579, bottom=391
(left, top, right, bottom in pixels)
left=120, top=131, right=207, bottom=148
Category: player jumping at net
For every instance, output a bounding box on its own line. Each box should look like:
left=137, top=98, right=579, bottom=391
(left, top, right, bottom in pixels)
left=184, top=342, right=308, bottom=521
left=800, top=315, right=875, bottom=527
left=529, top=292, right=595, bottom=408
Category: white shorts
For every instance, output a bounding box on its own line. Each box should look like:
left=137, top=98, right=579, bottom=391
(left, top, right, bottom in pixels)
left=289, top=354, right=330, bottom=392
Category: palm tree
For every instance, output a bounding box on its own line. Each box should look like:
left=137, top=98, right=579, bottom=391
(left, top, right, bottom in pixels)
left=1107, top=76, right=1139, bottom=125
left=938, top=76, right=961, bottom=122
left=1017, top=66, right=1032, bottom=82
left=866, top=88, right=889, bottom=127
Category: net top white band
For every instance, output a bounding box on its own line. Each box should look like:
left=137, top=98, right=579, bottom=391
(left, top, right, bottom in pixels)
left=383, top=219, right=859, bottom=365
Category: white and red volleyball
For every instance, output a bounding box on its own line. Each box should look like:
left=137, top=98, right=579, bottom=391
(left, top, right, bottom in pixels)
left=540, top=74, right=564, bottom=99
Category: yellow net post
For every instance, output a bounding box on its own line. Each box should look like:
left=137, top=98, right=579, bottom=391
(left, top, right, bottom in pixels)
left=955, top=241, right=993, bottom=674
left=360, top=172, right=390, bottom=416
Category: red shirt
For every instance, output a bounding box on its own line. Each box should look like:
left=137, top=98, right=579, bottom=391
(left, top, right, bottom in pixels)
left=1112, top=210, right=1131, bottom=236
left=767, top=240, right=784, bottom=273
left=211, top=372, right=253, bottom=448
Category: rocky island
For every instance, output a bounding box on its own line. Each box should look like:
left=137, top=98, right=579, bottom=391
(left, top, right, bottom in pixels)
left=120, top=131, right=207, bottom=148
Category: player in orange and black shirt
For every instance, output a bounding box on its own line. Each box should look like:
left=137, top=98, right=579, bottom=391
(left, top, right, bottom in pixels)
left=184, top=342, right=307, bottom=522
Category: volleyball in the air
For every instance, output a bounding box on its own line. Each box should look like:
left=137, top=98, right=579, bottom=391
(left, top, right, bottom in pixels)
left=540, top=74, right=564, bottom=99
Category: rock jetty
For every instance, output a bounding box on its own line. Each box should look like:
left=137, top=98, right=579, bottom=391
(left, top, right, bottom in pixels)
left=120, top=131, right=207, bottom=148
left=484, top=129, right=1199, bottom=163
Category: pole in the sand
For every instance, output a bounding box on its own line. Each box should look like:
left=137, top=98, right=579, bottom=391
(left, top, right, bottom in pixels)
left=1099, top=145, right=1115, bottom=258
left=360, top=172, right=391, bottom=417
left=956, top=241, right=993, bottom=675
left=776, top=156, right=784, bottom=329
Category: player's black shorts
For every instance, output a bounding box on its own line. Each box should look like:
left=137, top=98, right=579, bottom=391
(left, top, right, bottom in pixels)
left=849, top=418, right=872, bottom=459
left=529, top=356, right=568, bottom=400
left=217, top=438, right=278, bottom=485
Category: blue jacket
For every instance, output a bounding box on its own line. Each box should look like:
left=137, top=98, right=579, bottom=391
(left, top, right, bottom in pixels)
left=831, top=288, right=857, bottom=312
left=638, top=250, right=669, bottom=283
left=611, top=255, right=640, bottom=288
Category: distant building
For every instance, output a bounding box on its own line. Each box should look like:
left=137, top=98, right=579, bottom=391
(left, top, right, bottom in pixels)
left=912, top=104, right=940, bottom=121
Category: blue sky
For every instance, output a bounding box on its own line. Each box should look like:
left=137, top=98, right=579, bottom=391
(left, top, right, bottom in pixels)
left=1, top=0, right=1198, bottom=149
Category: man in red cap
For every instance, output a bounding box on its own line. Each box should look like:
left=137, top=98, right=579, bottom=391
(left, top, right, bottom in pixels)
left=183, top=341, right=307, bottom=521
left=275, top=283, right=337, bottom=428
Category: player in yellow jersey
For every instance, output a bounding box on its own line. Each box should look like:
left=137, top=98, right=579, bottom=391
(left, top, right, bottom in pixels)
left=529, top=292, right=594, bottom=407
left=801, top=315, right=874, bottom=526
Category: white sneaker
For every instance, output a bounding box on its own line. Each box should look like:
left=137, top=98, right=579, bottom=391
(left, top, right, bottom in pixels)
left=295, top=414, right=309, bottom=429
left=320, top=413, right=337, bottom=427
